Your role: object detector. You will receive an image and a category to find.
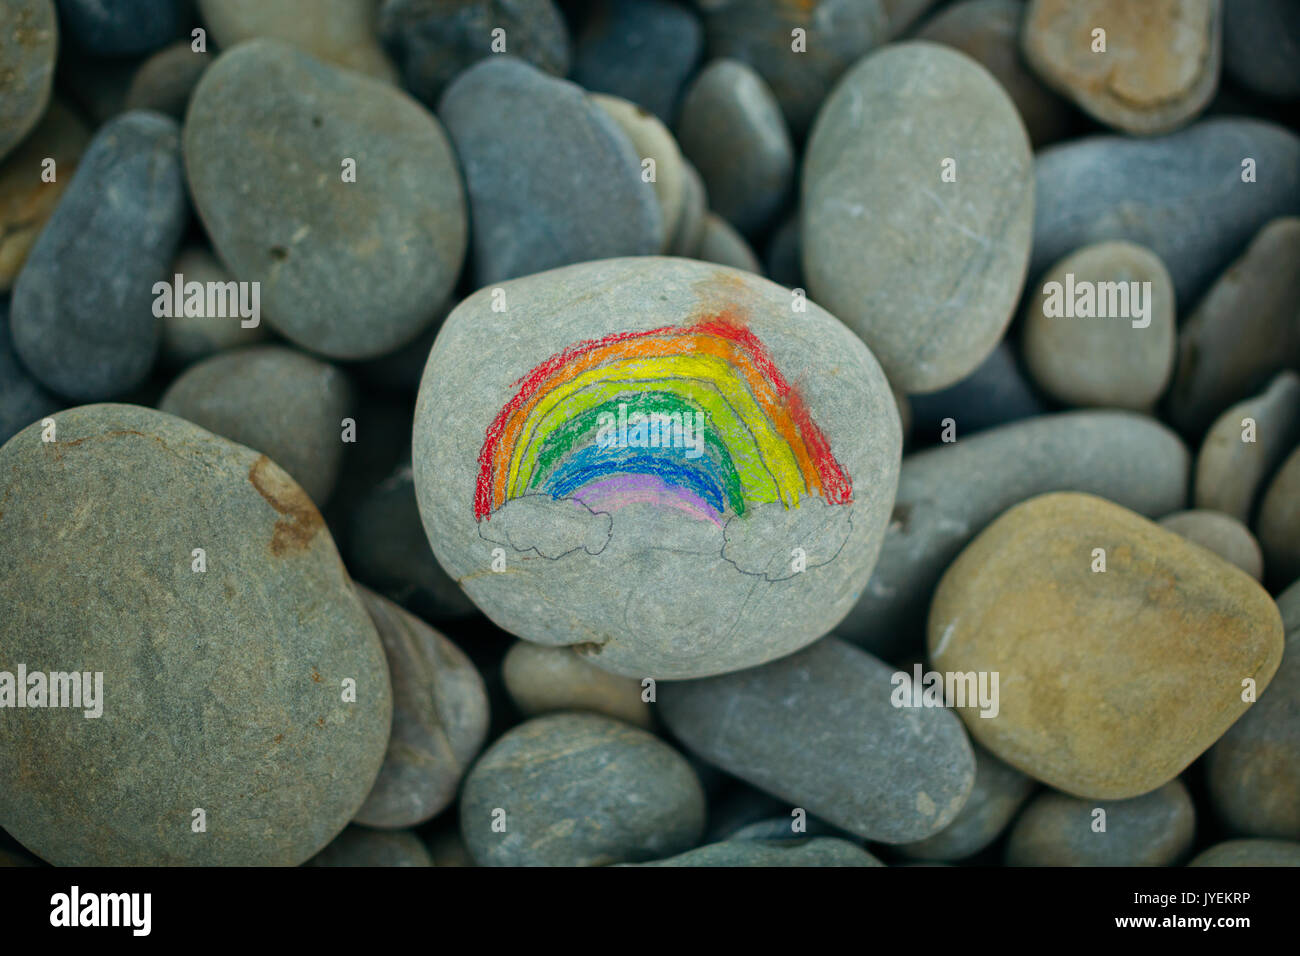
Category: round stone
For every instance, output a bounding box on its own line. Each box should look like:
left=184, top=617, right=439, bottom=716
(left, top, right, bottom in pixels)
left=0, top=98, right=87, bottom=291
left=1204, top=581, right=1300, bottom=840
left=660, top=637, right=976, bottom=843
left=915, top=0, right=1071, bottom=148
left=1167, top=218, right=1300, bottom=436
left=0, top=404, right=393, bottom=865
left=896, top=742, right=1035, bottom=862
left=1193, top=371, right=1300, bottom=523
left=412, top=257, right=901, bottom=679
left=1022, top=241, right=1177, bottom=411
left=157, top=247, right=269, bottom=367
left=352, top=586, right=489, bottom=829
left=675, top=59, right=793, bottom=237
left=1004, top=780, right=1196, bottom=866
left=837, top=411, right=1190, bottom=662
left=1258, top=445, right=1300, bottom=587
left=502, top=640, right=653, bottom=729
left=1188, top=839, right=1300, bottom=866
left=625, top=837, right=883, bottom=867
left=158, top=345, right=354, bottom=506
left=378, top=0, right=569, bottom=106
left=438, top=56, right=661, bottom=286
left=1022, top=0, right=1220, bottom=135
left=307, top=828, right=433, bottom=867
left=459, top=712, right=705, bottom=866
left=929, top=492, right=1284, bottom=799
left=184, top=38, right=466, bottom=359
left=1158, top=509, right=1264, bottom=580
left=198, top=0, right=398, bottom=83
left=803, top=42, right=1034, bottom=393
left=11, top=110, right=187, bottom=400
left=124, top=41, right=210, bottom=120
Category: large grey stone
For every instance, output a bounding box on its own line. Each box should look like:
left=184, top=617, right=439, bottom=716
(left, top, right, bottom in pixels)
left=803, top=42, right=1034, bottom=393
left=660, top=636, right=976, bottom=844
left=459, top=712, right=705, bottom=866
left=837, top=411, right=1191, bottom=661
left=413, top=257, right=901, bottom=679
left=184, top=39, right=465, bottom=359
left=11, top=110, right=186, bottom=400
left=0, top=404, right=393, bottom=865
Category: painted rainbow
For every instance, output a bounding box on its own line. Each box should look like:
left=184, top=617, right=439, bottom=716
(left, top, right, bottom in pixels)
left=474, top=314, right=853, bottom=526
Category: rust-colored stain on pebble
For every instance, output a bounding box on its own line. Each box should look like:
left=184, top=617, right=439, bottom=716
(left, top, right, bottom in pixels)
left=248, top=455, right=323, bottom=556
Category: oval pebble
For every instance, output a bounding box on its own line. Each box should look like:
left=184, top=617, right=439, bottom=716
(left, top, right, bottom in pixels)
left=1031, top=118, right=1300, bottom=306
left=837, top=411, right=1190, bottom=662
left=502, top=641, right=653, bottom=729
left=803, top=41, right=1033, bottom=393
left=660, top=636, right=976, bottom=843
left=0, top=404, right=393, bottom=865
left=159, top=345, right=354, bottom=505
left=1204, top=581, right=1300, bottom=840
left=1004, top=780, right=1196, bottom=867
left=413, top=257, right=901, bottom=679
left=439, top=56, right=660, bottom=286
left=459, top=712, right=705, bottom=866
left=675, top=59, right=792, bottom=237
left=897, top=742, right=1035, bottom=862
left=307, top=827, right=433, bottom=867
left=1158, top=509, right=1264, bottom=580
left=11, top=110, right=186, bottom=400
left=1167, top=218, right=1300, bottom=437
left=352, top=586, right=489, bottom=829
left=1193, top=371, right=1300, bottom=522
left=1021, top=0, right=1220, bottom=135
left=929, top=491, right=1284, bottom=798
left=1022, top=241, right=1176, bottom=411
left=185, top=39, right=465, bottom=360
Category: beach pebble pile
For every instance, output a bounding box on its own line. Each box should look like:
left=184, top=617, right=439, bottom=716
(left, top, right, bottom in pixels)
left=0, top=0, right=1298, bottom=868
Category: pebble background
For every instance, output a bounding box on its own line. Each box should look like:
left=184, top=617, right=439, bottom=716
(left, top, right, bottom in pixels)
left=0, top=0, right=1298, bottom=868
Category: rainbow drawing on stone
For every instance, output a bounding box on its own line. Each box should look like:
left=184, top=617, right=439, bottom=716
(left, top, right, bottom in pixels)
left=473, top=314, right=854, bottom=561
